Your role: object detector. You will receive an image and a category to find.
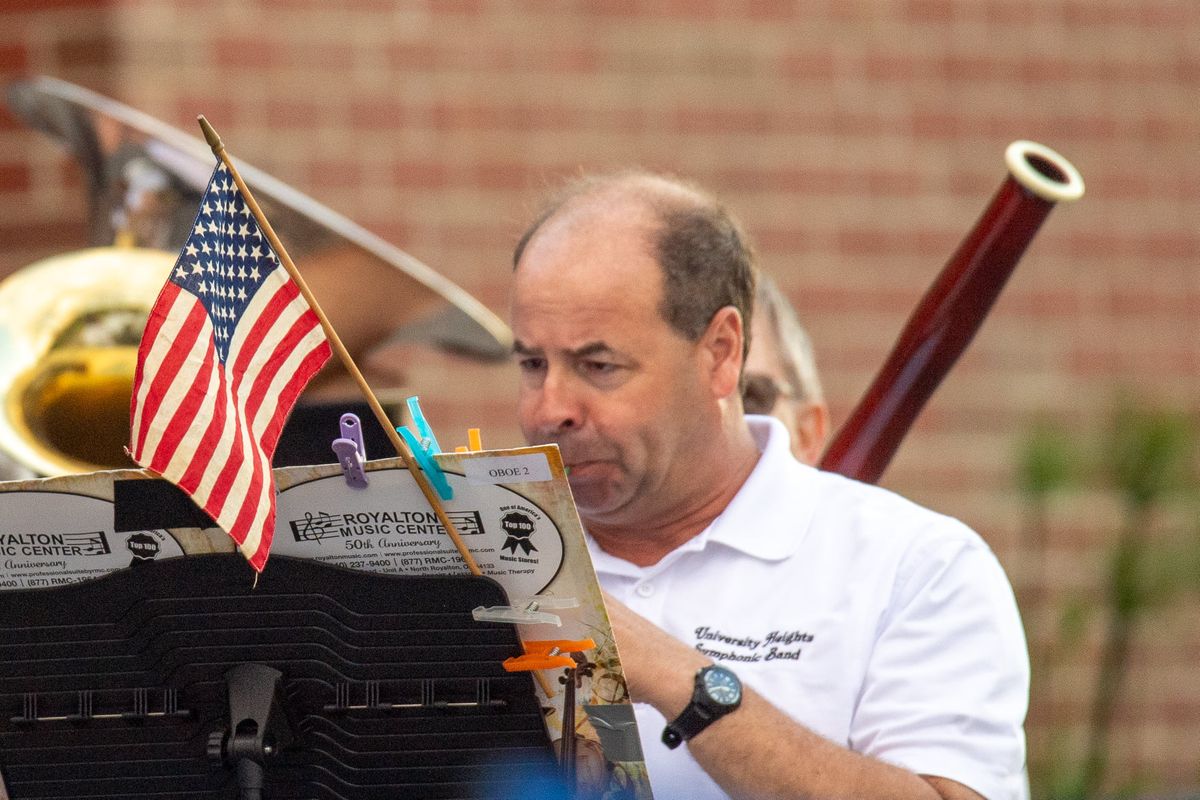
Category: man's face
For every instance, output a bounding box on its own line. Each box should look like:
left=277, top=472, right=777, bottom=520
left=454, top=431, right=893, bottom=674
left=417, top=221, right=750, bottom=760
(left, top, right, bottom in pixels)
left=510, top=201, right=715, bottom=526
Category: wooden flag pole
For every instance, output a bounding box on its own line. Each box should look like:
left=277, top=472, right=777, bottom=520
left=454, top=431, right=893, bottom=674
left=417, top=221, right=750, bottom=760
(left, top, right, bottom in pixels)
left=197, top=116, right=482, bottom=577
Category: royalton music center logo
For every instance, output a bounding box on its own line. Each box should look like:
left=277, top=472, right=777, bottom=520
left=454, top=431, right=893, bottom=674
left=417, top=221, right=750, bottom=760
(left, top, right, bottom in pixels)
left=288, top=509, right=485, bottom=544
left=0, top=531, right=111, bottom=558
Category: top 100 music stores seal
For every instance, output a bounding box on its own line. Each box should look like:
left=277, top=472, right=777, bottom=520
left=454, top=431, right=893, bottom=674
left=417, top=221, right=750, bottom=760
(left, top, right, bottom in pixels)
left=271, top=468, right=565, bottom=598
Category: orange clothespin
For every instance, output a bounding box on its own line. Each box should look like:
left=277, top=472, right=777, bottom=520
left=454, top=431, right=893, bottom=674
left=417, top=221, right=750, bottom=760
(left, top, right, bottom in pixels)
left=456, top=427, right=484, bottom=453
left=502, top=639, right=595, bottom=673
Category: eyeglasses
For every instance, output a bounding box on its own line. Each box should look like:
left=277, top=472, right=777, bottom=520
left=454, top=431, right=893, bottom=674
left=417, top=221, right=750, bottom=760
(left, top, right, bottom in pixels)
left=741, top=373, right=794, bottom=415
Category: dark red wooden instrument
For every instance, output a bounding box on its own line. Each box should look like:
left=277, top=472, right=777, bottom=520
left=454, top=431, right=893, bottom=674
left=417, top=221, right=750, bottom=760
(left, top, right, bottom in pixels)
left=819, top=141, right=1084, bottom=484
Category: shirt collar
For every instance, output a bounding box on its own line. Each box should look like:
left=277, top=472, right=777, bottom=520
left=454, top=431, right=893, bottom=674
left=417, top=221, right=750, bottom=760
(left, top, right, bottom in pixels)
left=703, top=415, right=817, bottom=561
left=588, top=416, right=817, bottom=575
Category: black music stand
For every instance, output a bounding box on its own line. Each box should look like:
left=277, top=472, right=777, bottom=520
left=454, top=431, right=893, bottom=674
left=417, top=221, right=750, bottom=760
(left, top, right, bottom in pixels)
left=0, top=554, right=569, bottom=800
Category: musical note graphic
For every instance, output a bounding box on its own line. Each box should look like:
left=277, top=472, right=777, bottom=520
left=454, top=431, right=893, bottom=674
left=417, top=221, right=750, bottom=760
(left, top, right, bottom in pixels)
left=62, top=531, right=111, bottom=556
left=289, top=511, right=341, bottom=542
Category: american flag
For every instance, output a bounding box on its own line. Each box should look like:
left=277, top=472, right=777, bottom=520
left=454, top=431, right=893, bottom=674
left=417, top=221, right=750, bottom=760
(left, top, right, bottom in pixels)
left=129, top=161, right=332, bottom=571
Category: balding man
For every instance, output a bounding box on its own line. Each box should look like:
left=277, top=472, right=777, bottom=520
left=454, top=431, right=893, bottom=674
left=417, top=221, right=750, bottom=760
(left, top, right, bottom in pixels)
left=509, top=171, right=1028, bottom=800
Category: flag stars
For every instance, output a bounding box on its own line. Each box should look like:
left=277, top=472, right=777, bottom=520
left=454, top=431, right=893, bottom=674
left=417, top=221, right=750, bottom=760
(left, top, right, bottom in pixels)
left=172, top=164, right=296, bottom=363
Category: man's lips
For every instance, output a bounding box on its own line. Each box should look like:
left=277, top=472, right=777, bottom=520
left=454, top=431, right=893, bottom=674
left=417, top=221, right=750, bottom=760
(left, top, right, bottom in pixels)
left=564, top=460, right=606, bottom=477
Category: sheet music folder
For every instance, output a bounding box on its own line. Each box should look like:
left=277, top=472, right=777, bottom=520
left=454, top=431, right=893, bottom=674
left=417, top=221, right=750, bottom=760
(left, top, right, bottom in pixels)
left=0, top=553, right=569, bottom=800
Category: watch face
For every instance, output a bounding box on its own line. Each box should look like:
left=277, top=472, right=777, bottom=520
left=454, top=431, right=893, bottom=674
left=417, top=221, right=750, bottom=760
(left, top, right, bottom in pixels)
left=702, top=667, right=742, bottom=706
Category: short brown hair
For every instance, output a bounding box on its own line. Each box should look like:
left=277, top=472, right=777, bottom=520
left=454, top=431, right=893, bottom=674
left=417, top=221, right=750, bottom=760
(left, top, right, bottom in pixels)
left=513, top=170, right=757, bottom=363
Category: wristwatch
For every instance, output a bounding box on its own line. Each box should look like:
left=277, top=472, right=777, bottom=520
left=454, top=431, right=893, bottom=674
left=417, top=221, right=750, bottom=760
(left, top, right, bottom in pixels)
left=661, top=665, right=743, bottom=749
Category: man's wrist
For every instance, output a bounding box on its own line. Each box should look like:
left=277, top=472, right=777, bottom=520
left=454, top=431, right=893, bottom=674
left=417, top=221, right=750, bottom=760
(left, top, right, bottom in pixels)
left=642, top=653, right=711, bottom=716
left=661, top=664, right=743, bottom=749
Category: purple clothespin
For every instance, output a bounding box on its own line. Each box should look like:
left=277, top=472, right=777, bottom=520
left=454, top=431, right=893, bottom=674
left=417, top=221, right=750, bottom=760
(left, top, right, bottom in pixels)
left=331, top=413, right=368, bottom=489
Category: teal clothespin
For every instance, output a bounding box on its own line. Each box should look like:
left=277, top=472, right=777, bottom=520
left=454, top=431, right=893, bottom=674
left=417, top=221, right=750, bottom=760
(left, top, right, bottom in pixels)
left=406, top=396, right=443, bottom=454
left=397, top=396, right=453, bottom=500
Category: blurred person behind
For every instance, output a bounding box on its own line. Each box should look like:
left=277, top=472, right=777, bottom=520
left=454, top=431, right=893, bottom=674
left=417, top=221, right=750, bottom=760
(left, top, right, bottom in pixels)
left=742, top=273, right=830, bottom=465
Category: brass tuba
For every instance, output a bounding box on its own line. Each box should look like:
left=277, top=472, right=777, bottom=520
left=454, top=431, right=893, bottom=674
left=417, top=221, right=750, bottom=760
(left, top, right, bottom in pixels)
left=0, top=245, right=173, bottom=477
left=1, top=77, right=513, bottom=477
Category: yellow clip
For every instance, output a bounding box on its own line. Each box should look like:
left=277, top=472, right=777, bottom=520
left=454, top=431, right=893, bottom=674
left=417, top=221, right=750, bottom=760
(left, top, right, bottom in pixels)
left=502, top=638, right=595, bottom=673
left=468, top=427, right=483, bottom=451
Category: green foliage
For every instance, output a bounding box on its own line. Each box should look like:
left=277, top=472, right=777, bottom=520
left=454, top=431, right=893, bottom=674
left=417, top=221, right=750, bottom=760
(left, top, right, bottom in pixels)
left=1106, top=402, right=1197, bottom=511
left=1017, top=421, right=1080, bottom=499
left=1017, top=398, right=1200, bottom=800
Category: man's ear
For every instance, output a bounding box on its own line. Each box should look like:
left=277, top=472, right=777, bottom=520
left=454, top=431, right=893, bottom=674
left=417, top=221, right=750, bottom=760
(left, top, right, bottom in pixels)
left=700, top=306, right=744, bottom=399
left=792, top=401, right=831, bottom=466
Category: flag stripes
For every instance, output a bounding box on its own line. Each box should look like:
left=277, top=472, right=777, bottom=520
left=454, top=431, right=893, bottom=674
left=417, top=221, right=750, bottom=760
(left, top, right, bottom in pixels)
left=129, top=161, right=330, bottom=570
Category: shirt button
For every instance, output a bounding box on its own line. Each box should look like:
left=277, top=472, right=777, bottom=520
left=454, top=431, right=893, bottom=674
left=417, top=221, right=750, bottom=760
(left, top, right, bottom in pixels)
left=635, top=582, right=654, bottom=598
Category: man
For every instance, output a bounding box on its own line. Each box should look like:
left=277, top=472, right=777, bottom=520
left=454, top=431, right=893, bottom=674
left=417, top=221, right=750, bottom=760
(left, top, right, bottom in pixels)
left=743, top=273, right=830, bottom=465
left=510, top=171, right=1028, bottom=800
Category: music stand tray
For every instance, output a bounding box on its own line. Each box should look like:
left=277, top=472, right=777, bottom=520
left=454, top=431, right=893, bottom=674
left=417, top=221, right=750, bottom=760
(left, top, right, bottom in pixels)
left=0, top=553, right=568, bottom=799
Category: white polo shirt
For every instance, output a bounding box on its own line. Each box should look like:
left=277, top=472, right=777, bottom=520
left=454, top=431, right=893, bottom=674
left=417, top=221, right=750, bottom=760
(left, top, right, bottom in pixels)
left=589, top=416, right=1029, bottom=800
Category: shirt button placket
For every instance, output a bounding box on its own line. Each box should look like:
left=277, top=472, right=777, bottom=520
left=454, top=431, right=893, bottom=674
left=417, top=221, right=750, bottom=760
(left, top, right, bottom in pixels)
left=628, top=574, right=669, bottom=620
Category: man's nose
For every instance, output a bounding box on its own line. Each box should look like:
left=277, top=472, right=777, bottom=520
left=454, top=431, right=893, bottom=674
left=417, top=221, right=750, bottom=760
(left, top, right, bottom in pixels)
left=532, top=368, right=584, bottom=434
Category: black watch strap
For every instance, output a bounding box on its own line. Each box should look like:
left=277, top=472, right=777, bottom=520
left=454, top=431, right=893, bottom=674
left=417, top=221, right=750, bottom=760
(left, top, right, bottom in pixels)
left=661, top=702, right=715, bottom=749
left=662, top=665, right=742, bottom=750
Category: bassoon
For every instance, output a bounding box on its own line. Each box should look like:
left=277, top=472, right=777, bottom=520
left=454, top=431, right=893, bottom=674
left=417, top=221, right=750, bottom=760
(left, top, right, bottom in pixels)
left=818, top=141, right=1084, bottom=484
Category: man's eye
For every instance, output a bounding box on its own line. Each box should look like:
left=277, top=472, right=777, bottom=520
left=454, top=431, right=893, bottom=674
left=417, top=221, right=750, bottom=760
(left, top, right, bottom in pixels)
left=582, top=361, right=618, bottom=374
left=518, top=357, right=546, bottom=372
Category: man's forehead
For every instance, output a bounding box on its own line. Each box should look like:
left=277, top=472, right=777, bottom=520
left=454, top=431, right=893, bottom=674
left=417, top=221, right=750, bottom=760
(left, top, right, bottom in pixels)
left=510, top=250, right=673, bottom=358
left=510, top=286, right=651, bottom=346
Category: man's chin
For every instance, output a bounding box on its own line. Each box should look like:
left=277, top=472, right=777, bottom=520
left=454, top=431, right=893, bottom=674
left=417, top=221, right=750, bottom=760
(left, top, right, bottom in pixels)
left=566, top=475, right=628, bottom=520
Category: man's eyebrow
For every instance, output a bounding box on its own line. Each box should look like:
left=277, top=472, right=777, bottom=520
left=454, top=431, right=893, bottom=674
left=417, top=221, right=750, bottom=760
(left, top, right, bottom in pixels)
left=512, top=340, right=622, bottom=359
left=569, top=342, right=616, bottom=359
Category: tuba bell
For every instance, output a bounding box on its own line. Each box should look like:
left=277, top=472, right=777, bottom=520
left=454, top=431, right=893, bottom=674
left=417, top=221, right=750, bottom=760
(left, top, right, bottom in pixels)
left=1, top=76, right=513, bottom=477
left=0, top=245, right=173, bottom=477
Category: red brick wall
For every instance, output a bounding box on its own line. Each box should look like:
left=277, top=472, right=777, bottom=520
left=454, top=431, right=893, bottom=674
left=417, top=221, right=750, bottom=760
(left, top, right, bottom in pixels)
left=3, top=1, right=1199, bottom=792
left=0, top=1, right=117, bottom=272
